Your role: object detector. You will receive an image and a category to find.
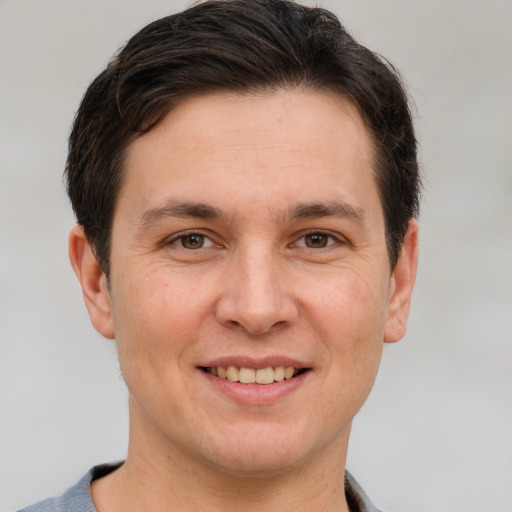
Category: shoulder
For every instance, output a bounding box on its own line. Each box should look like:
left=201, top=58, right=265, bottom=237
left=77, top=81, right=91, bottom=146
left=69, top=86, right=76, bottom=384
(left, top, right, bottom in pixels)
left=345, top=471, right=384, bottom=512
left=16, top=463, right=123, bottom=512
left=16, top=498, right=50, bottom=512
left=16, top=496, right=66, bottom=512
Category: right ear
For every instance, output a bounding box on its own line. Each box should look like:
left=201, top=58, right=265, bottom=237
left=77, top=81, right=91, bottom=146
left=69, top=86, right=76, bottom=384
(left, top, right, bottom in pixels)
left=68, top=225, right=115, bottom=339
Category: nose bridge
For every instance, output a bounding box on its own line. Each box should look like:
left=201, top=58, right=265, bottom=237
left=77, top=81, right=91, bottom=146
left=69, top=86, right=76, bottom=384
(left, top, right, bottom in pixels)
left=216, top=240, right=297, bottom=334
left=239, top=244, right=279, bottom=307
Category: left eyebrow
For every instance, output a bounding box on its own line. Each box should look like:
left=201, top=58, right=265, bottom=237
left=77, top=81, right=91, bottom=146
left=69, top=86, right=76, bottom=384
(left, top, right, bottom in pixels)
left=287, top=201, right=366, bottom=222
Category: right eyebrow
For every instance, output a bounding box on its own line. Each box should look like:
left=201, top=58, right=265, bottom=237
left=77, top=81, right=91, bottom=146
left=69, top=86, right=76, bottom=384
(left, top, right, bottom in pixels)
left=136, top=200, right=225, bottom=230
left=288, top=200, right=366, bottom=222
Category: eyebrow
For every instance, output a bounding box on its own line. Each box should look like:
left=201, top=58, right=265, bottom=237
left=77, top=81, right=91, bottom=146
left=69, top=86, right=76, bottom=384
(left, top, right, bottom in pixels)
left=137, top=200, right=225, bottom=228
left=287, top=201, right=366, bottom=222
left=137, top=198, right=366, bottom=230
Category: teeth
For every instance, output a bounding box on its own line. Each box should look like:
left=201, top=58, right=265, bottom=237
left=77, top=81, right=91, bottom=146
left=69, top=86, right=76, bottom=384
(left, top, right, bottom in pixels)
left=226, top=365, right=239, bottom=382
left=284, top=367, right=295, bottom=380
left=239, top=367, right=256, bottom=383
left=274, top=366, right=285, bottom=381
left=255, top=367, right=273, bottom=384
left=207, top=365, right=300, bottom=384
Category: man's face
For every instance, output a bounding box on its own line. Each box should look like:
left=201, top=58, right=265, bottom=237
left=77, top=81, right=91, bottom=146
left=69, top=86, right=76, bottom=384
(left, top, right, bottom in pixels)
left=79, top=90, right=417, bottom=475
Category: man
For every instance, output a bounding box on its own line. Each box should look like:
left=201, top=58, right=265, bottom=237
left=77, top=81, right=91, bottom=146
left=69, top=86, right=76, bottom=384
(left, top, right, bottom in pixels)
left=20, top=0, right=420, bottom=511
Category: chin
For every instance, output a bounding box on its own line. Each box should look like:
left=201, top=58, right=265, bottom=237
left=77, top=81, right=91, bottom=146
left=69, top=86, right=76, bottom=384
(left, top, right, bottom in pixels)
left=194, top=423, right=337, bottom=478
left=202, top=447, right=304, bottom=478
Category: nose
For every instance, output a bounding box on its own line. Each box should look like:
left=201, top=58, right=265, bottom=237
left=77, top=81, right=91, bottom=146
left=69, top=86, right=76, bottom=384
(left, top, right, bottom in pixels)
left=215, top=247, right=299, bottom=335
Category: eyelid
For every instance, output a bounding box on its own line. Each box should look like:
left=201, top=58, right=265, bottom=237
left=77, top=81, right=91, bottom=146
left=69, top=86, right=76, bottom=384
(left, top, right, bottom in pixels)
left=292, top=229, right=346, bottom=248
left=164, top=229, right=220, bottom=249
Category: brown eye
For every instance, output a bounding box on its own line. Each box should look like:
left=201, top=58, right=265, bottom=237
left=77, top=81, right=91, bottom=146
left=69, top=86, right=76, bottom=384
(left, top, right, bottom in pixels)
left=304, top=233, right=330, bottom=248
left=180, top=234, right=205, bottom=249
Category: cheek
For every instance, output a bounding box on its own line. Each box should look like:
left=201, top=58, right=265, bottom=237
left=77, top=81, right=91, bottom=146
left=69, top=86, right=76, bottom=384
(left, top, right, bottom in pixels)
left=308, top=271, right=388, bottom=388
left=108, top=273, right=204, bottom=418
left=312, top=269, right=389, bottom=341
left=110, top=271, right=202, bottom=374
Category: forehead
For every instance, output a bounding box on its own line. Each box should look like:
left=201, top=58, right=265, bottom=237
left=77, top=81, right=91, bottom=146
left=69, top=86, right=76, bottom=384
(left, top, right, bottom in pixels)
left=129, top=89, right=373, bottom=158
left=119, top=89, right=380, bottom=223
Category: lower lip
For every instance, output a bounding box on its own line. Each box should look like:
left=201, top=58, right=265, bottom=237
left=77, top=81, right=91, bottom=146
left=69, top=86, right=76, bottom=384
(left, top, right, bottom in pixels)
left=199, top=369, right=309, bottom=405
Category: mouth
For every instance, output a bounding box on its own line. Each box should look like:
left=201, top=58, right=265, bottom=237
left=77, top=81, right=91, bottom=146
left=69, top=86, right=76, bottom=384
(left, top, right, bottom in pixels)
left=199, top=365, right=308, bottom=385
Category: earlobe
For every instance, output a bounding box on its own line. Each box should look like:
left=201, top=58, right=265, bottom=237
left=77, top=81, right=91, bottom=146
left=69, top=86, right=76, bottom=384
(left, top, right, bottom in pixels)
left=383, top=219, right=419, bottom=344
left=68, top=225, right=115, bottom=339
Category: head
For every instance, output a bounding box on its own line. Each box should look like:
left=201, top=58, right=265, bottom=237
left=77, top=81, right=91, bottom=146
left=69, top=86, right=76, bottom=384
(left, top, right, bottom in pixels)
left=67, top=0, right=420, bottom=485
left=66, top=0, right=420, bottom=278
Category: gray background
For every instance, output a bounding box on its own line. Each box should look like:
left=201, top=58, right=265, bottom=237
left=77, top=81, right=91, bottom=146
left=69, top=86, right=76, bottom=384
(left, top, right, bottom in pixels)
left=1, top=1, right=511, bottom=511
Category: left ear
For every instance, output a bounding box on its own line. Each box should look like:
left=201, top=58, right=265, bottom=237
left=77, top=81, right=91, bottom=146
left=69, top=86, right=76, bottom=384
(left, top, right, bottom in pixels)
left=383, top=219, right=419, bottom=343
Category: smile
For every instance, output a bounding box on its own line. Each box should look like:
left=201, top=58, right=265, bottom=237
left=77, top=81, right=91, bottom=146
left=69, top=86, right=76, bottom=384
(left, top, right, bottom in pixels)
left=201, top=366, right=306, bottom=384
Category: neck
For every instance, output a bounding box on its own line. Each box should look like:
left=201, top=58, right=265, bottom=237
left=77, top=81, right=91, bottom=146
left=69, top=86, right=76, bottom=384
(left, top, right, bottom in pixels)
left=92, top=405, right=351, bottom=512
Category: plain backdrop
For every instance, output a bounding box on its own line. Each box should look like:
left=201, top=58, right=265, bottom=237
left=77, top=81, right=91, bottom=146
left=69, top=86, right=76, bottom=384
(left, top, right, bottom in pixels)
left=1, top=1, right=511, bottom=511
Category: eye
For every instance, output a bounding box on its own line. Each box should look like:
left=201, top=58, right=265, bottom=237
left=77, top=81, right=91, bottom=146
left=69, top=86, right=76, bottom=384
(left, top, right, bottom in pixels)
left=305, top=233, right=330, bottom=248
left=295, top=232, right=338, bottom=249
left=171, top=233, right=215, bottom=249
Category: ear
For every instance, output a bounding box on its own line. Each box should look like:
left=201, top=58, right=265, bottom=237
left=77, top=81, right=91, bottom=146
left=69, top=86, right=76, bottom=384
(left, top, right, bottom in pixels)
left=383, top=219, right=419, bottom=343
left=68, top=225, right=115, bottom=339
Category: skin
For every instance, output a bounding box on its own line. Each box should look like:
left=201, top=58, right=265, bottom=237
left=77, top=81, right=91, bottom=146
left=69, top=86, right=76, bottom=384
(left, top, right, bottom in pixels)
left=69, top=89, right=418, bottom=512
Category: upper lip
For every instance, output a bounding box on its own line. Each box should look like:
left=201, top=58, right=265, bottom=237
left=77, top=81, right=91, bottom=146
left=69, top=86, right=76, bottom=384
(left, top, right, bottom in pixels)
left=198, top=355, right=310, bottom=369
